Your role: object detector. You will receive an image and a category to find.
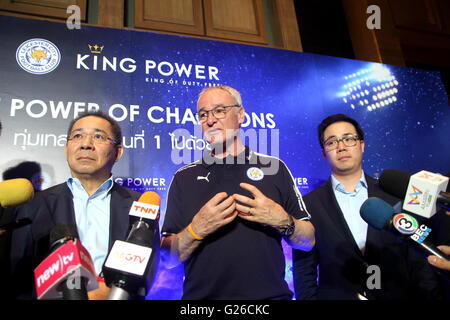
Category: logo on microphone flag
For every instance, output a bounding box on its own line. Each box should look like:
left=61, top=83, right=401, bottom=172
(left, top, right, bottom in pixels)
left=392, top=213, right=419, bottom=235
left=34, top=240, right=98, bottom=299
left=104, top=240, right=152, bottom=276
left=402, top=170, right=449, bottom=218
left=129, top=201, right=159, bottom=220
left=407, top=185, right=423, bottom=205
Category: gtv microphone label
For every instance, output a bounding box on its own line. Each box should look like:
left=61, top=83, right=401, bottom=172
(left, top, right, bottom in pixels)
left=104, top=240, right=152, bottom=276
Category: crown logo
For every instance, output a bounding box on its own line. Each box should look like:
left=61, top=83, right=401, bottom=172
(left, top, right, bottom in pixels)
left=88, top=44, right=104, bottom=54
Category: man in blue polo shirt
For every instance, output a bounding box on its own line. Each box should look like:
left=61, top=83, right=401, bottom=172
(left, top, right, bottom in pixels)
left=9, top=111, right=157, bottom=299
left=161, top=85, right=315, bottom=300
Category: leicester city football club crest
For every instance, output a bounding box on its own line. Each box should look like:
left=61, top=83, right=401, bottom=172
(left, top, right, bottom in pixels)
left=247, top=167, right=264, bottom=181
left=16, top=38, right=61, bottom=75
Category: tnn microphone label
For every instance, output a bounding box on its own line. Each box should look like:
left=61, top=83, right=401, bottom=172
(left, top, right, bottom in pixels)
left=129, top=201, right=159, bottom=220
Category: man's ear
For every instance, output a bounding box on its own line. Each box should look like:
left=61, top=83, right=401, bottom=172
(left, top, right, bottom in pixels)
left=115, top=145, right=124, bottom=162
left=238, top=106, right=245, bottom=124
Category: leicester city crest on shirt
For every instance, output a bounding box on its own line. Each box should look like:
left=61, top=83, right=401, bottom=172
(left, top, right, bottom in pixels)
left=247, top=167, right=264, bottom=181
left=16, top=38, right=61, bottom=74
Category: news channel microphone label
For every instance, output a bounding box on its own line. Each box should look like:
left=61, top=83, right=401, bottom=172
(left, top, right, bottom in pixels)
left=392, top=213, right=419, bottom=235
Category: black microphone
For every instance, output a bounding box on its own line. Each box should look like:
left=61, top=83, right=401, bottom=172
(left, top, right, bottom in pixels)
left=48, top=223, right=89, bottom=300
left=102, top=192, right=160, bottom=300
left=0, top=217, right=31, bottom=231
left=379, top=169, right=450, bottom=216
left=360, top=197, right=450, bottom=262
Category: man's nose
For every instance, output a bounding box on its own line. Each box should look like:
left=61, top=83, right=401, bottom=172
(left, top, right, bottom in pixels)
left=80, top=135, right=95, bottom=149
left=336, top=139, right=346, bottom=151
left=206, top=111, right=218, bottom=125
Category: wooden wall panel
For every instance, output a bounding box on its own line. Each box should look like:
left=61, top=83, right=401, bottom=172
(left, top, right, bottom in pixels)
left=98, top=0, right=124, bottom=28
left=270, top=0, right=302, bottom=51
left=0, top=0, right=86, bottom=20
left=387, top=0, right=443, bottom=33
left=204, top=0, right=267, bottom=44
left=135, top=0, right=204, bottom=35
left=342, top=0, right=405, bottom=66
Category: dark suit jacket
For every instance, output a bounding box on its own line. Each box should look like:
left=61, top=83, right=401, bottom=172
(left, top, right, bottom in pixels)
left=293, top=175, right=443, bottom=300
left=10, top=182, right=159, bottom=299
left=0, top=206, right=15, bottom=300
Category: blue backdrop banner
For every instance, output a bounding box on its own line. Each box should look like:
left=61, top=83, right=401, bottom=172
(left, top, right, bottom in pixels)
left=1, top=16, right=449, bottom=299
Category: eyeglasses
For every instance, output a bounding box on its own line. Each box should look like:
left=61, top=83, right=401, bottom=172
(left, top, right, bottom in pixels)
left=323, top=134, right=360, bottom=151
left=67, top=132, right=118, bottom=145
left=196, top=105, right=241, bottom=122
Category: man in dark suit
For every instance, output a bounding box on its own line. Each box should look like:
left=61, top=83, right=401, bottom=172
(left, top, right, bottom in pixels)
left=10, top=111, right=158, bottom=299
left=292, top=113, right=443, bottom=300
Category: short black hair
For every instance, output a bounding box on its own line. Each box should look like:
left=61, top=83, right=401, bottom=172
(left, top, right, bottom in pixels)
left=317, top=113, right=364, bottom=149
left=67, top=110, right=122, bottom=145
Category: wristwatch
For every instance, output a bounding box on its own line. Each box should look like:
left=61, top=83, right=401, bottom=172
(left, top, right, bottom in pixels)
left=280, top=215, right=295, bottom=238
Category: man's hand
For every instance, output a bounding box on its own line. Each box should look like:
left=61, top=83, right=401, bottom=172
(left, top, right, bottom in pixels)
left=190, top=192, right=238, bottom=238
left=233, top=183, right=291, bottom=229
left=428, top=245, right=450, bottom=271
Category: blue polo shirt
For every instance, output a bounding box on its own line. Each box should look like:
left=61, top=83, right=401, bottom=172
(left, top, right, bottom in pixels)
left=67, top=176, right=114, bottom=275
left=331, top=171, right=368, bottom=251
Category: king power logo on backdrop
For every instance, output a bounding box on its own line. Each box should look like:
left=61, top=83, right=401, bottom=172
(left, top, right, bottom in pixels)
left=76, top=44, right=220, bottom=81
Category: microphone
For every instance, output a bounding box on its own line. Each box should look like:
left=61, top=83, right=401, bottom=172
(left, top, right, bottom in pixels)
left=34, top=223, right=98, bottom=300
left=379, top=169, right=450, bottom=218
left=103, top=191, right=160, bottom=300
left=0, top=178, right=34, bottom=208
left=0, top=217, right=32, bottom=231
left=360, top=197, right=450, bottom=261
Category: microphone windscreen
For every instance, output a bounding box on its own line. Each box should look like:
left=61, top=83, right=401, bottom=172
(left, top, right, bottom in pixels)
left=360, top=197, right=396, bottom=230
left=0, top=178, right=34, bottom=208
left=49, top=223, right=78, bottom=250
left=379, top=169, right=411, bottom=199
left=138, top=191, right=160, bottom=206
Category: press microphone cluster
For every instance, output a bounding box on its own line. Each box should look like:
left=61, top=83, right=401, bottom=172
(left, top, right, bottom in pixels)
left=33, top=223, right=98, bottom=300
left=360, top=197, right=450, bottom=262
left=379, top=169, right=450, bottom=218
left=0, top=178, right=34, bottom=208
left=0, top=178, right=35, bottom=231
left=102, top=191, right=160, bottom=300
